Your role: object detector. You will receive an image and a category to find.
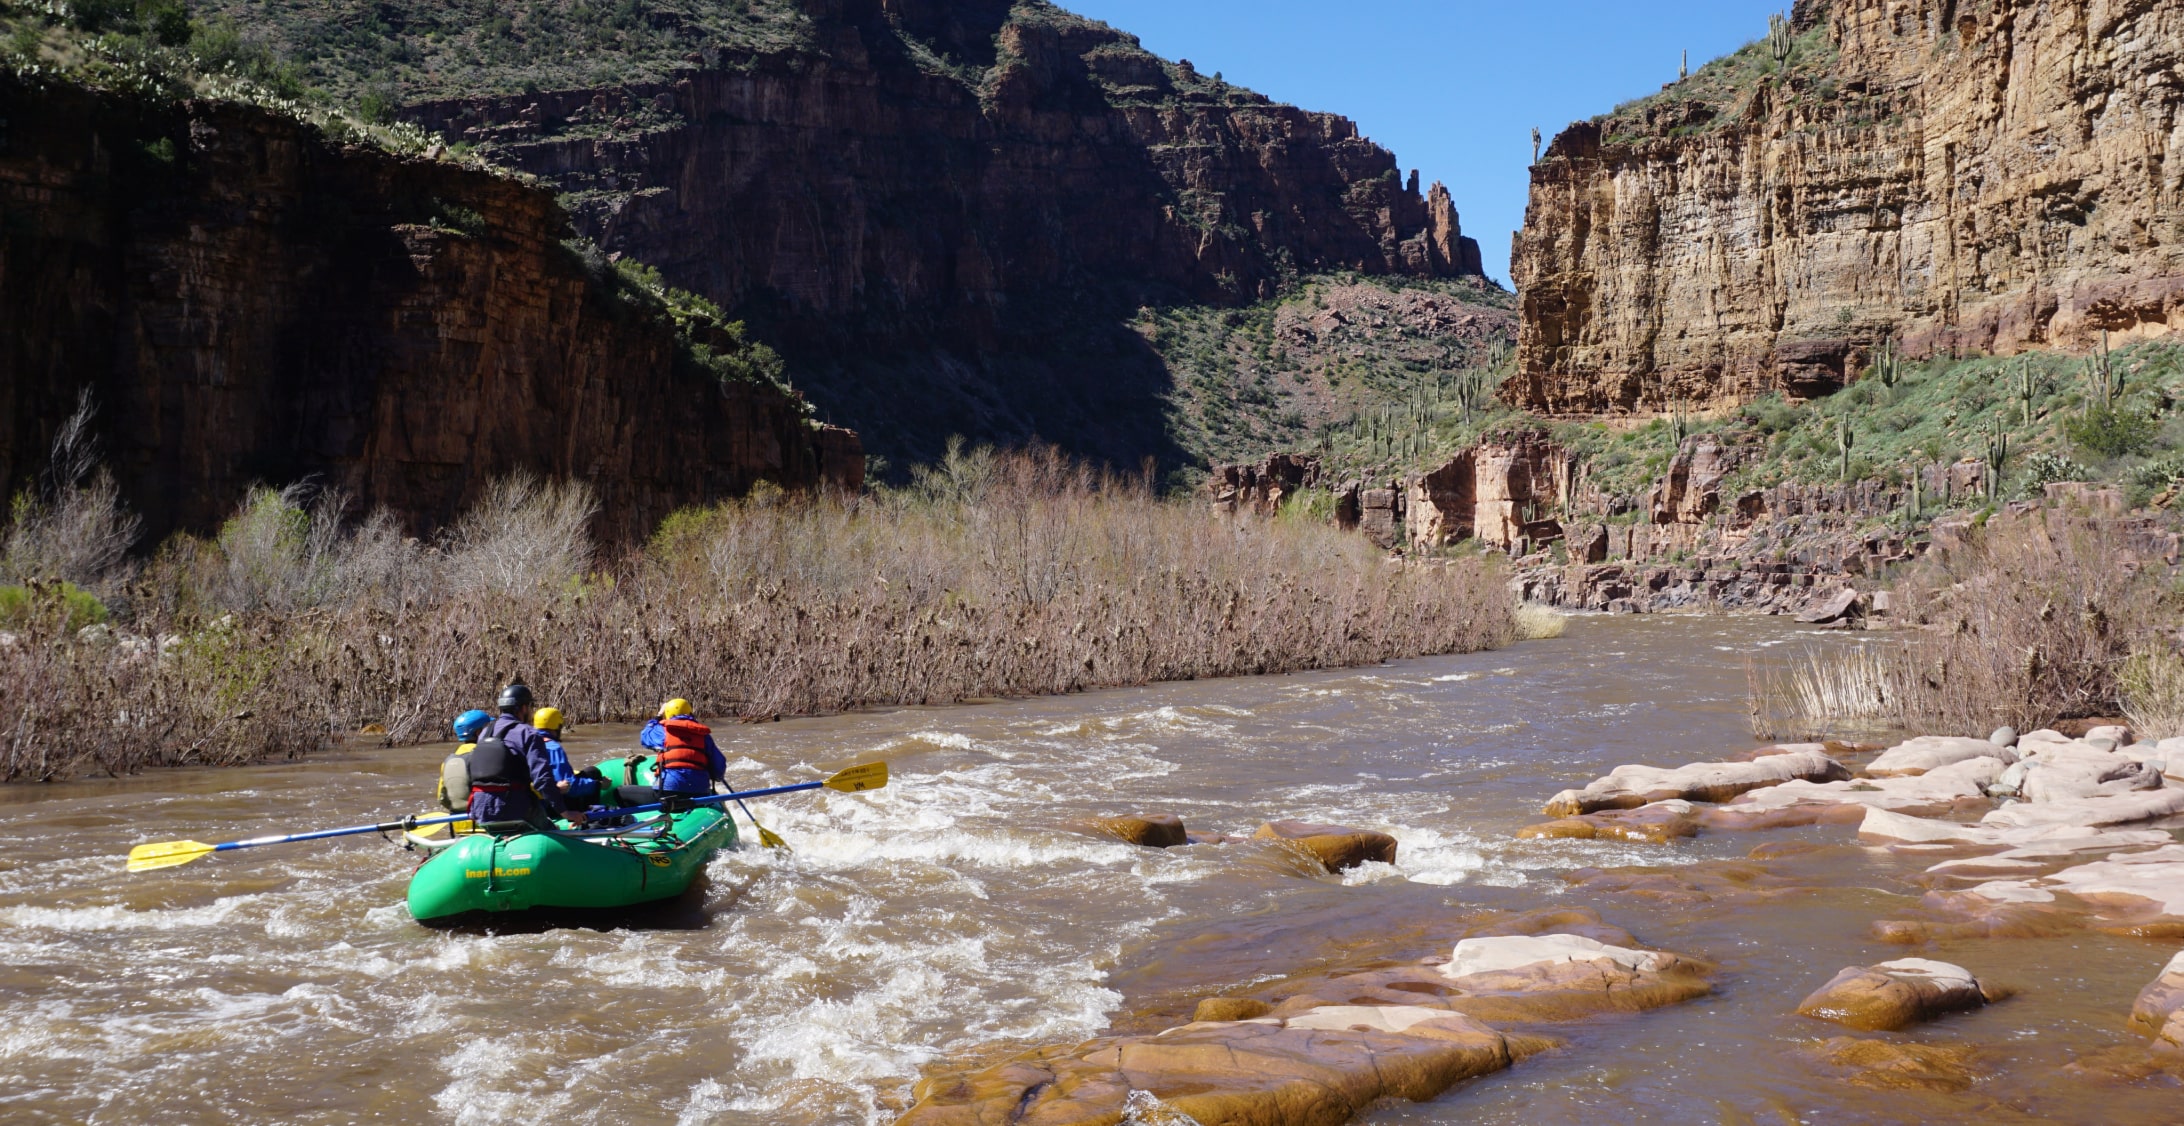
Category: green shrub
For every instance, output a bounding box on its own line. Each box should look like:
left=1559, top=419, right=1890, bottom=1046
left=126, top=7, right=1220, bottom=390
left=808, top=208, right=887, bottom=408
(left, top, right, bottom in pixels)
left=2017, top=451, right=2090, bottom=496
left=2067, top=405, right=2159, bottom=458
left=0, top=581, right=110, bottom=632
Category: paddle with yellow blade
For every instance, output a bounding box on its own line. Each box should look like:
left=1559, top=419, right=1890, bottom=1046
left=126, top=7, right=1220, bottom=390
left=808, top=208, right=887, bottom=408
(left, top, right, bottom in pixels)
left=125, top=762, right=890, bottom=873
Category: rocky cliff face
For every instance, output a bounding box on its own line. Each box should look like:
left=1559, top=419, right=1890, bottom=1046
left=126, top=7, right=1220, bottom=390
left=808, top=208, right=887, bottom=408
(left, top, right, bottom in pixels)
left=0, top=77, right=857, bottom=543
left=389, top=0, right=1480, bottom=466
left=1510, top=0, right=2184, bottom=414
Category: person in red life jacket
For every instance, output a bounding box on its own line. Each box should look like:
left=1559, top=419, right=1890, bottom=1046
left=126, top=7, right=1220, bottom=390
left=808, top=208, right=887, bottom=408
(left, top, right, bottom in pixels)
left=637, top=698, right=727, bottom=795
left=467, top=681, right=586, bottom=830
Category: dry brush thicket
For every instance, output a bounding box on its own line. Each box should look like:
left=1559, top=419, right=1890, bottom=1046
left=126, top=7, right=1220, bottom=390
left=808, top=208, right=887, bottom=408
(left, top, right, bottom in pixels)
left=0, top=444, right=1516, bottom=780
left=1752, top=515, right=2184, bottom=740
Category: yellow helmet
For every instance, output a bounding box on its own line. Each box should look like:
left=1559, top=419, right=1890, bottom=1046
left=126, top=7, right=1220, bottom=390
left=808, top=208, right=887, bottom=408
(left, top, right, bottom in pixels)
left=660, top=698, right=694, bottom=719
left=532, top=706, right=565, bottom=732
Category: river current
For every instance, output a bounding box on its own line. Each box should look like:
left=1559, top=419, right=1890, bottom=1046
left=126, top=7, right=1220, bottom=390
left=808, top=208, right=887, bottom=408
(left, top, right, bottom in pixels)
left=1, top=616, right=2177, bottom=1123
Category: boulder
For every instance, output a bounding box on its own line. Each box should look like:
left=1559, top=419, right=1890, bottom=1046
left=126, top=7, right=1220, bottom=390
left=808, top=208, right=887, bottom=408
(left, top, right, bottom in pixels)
left=1542, top=746, right=1849, bottom=816
left=1254, top=820, right=1398, bottom=872
left=2128, top=951, right=2184, bottom=1044
left=1515, top=800, right=1698, bottom=844
left=1795, top=586, right=1862, bottom=624
left=1086, top=813, right=1188, bottom=848
left=1795, top=958, right=1994, bottom=1030
left=1990, top=726, right=2019, bottom=748
left=1866, top=735, right=2017, bottom=777
left=1800, top=1036, right=1984, bottom=1092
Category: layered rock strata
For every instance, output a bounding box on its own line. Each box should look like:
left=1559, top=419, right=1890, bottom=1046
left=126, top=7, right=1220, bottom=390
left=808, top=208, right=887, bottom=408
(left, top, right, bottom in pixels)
left=1511, top=0, right=2184, bottom=414
left=1, top=77, right=857, bottom=540
left=393, top=2, right=1483, bottom=465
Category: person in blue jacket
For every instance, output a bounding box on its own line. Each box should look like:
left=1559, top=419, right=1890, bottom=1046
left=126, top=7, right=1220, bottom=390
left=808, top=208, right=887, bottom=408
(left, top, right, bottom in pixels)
left=639, top=697, right=727, bottom=795
left=466, top=682, right=583, bottom=830
left=530, top=706, right=602, bottom=811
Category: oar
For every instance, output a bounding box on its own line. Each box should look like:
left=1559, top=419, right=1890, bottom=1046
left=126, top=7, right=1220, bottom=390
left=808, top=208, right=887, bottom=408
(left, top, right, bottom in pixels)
left=734, top=798, right=790, bottom=850
left=608, top=762, right=888, bottom=825
left=125, top=763, right=887, bottom=873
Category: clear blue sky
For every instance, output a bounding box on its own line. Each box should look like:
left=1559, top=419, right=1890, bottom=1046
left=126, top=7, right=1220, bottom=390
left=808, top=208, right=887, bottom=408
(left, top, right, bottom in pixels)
left=1065, top=0, right=1782, bottom=285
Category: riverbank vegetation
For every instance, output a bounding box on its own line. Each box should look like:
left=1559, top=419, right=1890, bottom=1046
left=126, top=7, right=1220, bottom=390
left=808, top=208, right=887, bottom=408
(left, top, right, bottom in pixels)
left=1750, top=514, right=2184, bottom=740
left=0, top=438, right=1515, bottom=781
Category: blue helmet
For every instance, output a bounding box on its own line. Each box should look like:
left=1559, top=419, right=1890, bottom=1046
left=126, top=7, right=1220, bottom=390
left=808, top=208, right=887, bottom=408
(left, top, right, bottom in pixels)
left=452, top=709, right=492, bottom=742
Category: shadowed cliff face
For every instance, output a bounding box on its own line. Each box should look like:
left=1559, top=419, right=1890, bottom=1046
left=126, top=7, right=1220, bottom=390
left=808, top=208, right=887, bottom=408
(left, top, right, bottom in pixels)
left=1510, top=0, right=2184, bottom=415
left=0, top=77, right=858, bottom=543
left=390, top=0, right=1479, bottom=468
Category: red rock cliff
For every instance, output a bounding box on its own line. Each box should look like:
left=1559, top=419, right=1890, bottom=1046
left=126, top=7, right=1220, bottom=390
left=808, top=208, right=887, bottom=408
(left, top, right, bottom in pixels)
left=0, top=77, right=858, bottom=543
left=398, top=0, right=1481, bottom=464
left=1510, top=0, right=2184, bottom=414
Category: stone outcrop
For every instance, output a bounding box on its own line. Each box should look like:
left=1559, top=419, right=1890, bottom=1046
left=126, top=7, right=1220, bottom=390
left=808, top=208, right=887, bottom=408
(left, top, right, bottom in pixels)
left=1796, top=958, right=1995, bottom=1031
left=1084, top=814, right=1188, bottom=848
left=1404, top=432, right=1575, bottom=551
left=395, top=2, right=1484, bottom=466
left=1, top=77, right=858, bottom=541
left=1210, top=454, right=1323, bottom=517
left=1866, top=735, right=2017, bottom=778
left=1511, top=0, right=2184, bottom=414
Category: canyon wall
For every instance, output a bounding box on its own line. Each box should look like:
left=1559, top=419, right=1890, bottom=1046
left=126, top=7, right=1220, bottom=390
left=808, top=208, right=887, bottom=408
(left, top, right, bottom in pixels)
left=1510, top=0, right=2184, bottom=414
left=0, top=77, right=857, bottom=543
left=392, top=0, right=1481, bottom=465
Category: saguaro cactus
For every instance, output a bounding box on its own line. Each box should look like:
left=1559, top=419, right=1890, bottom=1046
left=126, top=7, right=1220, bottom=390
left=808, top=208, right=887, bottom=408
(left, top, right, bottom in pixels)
left=1531, top=126, right=1541, bottom=163
left=1769, top=12, right=1794, bottom=66
left=1982, top=417, right=2011, bottom=499
left=1836, top=416, right=1856, bottom=480
left=1872, top=337, right=1898, bottom=388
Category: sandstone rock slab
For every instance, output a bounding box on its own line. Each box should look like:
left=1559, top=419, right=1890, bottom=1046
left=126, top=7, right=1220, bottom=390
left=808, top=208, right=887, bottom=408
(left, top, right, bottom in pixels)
left=1866, top=736, right=2016, bottom=778
left=1515, top=799, right=1698, bottom=844
left=1980, top=788, right=2184, bottom=830
left=2128, top=951, right=2184, bottom=1045
left=1800, top=1036, right=1985, bottom=1092
left=1542, top=746, right=1848, bottom=816
left=1085, top=813, right=1187, bottom=848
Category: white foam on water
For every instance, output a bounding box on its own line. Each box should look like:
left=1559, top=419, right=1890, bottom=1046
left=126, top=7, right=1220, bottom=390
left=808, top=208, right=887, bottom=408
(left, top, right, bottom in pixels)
left=0, top=896, right=252, bottom=932
left=1432, top=672, right=1480, bottom=682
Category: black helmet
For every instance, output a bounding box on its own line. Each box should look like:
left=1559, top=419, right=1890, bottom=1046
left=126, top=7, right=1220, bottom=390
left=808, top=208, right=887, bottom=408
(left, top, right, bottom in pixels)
left=497, top=681, right=534, bottom=714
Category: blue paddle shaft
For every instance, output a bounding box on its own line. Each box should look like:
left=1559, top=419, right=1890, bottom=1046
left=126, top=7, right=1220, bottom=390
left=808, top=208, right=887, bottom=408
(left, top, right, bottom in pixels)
left=202, top=780, right=826, bottom=854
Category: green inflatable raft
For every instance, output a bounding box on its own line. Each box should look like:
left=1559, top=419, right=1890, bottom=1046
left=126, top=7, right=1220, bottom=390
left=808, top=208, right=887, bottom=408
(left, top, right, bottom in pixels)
left=404, top=754, right=738, bottom=924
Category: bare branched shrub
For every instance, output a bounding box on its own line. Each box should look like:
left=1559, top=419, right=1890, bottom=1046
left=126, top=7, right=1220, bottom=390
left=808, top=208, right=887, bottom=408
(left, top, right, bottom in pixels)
left=2, top=448, right=1518, bottom=779
left=1751, top=515, right=2174, bottom=738
left=3, top=394, right=140, bottom=595
left=443, top=473, right=597, bottom=598
left=2121, top=645, right=2184, bottom=740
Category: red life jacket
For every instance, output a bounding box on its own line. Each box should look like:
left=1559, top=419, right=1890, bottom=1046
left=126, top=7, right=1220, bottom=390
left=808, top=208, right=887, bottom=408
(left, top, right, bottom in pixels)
left=656, top=716, right=713, bottom=775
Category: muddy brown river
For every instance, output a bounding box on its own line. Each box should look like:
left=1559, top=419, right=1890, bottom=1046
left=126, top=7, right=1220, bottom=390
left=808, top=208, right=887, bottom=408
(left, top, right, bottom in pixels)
left=1, top=616, right=2178, bottom=1123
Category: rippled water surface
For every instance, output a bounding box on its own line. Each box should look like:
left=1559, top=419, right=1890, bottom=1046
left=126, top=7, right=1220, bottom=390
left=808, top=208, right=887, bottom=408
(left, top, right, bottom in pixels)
left=2, top=616, right=2178, bottom=1124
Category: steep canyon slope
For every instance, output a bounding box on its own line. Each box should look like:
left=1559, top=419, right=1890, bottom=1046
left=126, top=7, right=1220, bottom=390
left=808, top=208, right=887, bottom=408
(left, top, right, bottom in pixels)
left=1510, top=0, right=2184, bottom=414
left=195, top=0, right=1487, bottom=467
left=0, top=75, right=858, bottom=542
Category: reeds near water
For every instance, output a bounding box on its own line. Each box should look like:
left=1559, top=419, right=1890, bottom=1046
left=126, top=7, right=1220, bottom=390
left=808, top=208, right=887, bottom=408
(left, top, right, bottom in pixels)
left=1750, top=513, right=2181, bottom=740
left=0, top=443, right=1515, bottom=780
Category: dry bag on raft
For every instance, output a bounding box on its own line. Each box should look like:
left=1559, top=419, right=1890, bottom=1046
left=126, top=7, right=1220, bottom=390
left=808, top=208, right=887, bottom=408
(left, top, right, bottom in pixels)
left=436, top=752, right=472, bottom=812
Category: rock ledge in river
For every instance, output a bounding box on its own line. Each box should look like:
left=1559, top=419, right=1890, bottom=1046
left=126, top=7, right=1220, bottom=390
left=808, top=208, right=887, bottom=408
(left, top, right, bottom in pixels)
left=2130, top=951, right=2184, bottom=1049
left=1542, top=746, right=1849, bottom=816
left=1084, top=814, right=1188, bottom=848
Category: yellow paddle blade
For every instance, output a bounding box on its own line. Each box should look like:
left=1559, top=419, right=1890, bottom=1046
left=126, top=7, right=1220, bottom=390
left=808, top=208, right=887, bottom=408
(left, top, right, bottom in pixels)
left=824, top=762, right=888, bottom=793
left=756, top=826, right=789, bottom=849
left=125, top=840, right=217, bottom=872
left=405, top=816, right=471, bottom=839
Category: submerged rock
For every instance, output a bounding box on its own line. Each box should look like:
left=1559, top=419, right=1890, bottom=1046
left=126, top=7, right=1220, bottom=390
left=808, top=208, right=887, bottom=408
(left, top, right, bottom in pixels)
left=1796, top=958, right=1995, bottom=1031
left=1254, top=820, right=1398, bottom=872
left=1800, top=1036, right=1985, bottom=1092
left=1541, top=746, right=1849, bottom=816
